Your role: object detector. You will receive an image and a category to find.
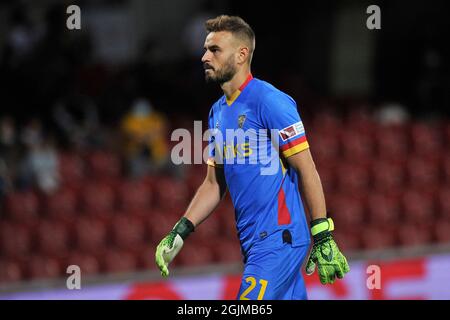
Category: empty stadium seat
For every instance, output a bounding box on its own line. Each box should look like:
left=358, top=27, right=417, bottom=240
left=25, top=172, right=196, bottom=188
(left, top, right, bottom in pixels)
left=328, top=194, right=366, bottom=229
left=371, top=162, right=405, bottom=193
left=333, top=230, right=361, bottom=252
left=177, top=241, right=215, bottom=267
left=434, top=219, right=450, bottom=244
left=36, top=220, right=70, bottom=257
left=0, top=259, right=23, bottom=283
left=65, top=251, right=101, bottom=277
left=401, top=189, right=435, bottom=223
left=73, top=217, right=108, bottom=254
left=0, top=222, right=32, bottom=259
left=410, top=122, right=442, bottom=156
left=407, top=157, right=440, bottom=189
left=26, top=255, right=61, bottom=280
left=101, top=249, right=138, bottom=274
left=58, top=152, right=85, bottom=186
left=81, top=182, right=116, bottom=218
left=5, top=191, right=40, bottom=225
left=211, top=239, right=243, bottom=264
left=367, top=193, right=400, bottom=225
left=110, top=215, right=146, bottom=250
left=117, top=179, right=152, bottom=213
left=397, top=223, right=433, bottom=247
left=375, top=125, right=409, bottom=161
left=336, top=163, right=370, bottom=192
left=438, top=188, right=450, bottom=219
left=153, top=177, right=189, bottom=211
left=44, top=188, right=78, bottom=222
left=360, top=225, right=396, bottom=250
left=85, top=151, right=122, bottom=180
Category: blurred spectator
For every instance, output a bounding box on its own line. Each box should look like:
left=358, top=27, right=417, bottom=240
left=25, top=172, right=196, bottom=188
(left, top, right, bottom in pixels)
left=22, top=137, right=60, bottom=194
left=52, top=97, right=105, bottom=150
left=120, top=98, right=169, bottom=177
left=374, top=103, right=410, bottom=125
left=0, top=158, right=12, bottom=199
left=20, top=118, right=44, bottom=149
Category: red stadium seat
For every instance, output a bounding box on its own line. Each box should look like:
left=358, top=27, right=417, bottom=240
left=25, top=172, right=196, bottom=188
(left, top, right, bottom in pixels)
left=360, top=225, right=396, bottom=250
left=5, top=191, right=40, bottom=225
left=102, top=249, right=138, bottom=274
left=192, top=213, right=221, bottom=242
left=438, top=188, right=450, bottom=219
left=212, top=239, right=243, bottom=264
left=44, top=188, right=78, bottom=222
left=110, top=215, right=146, bottom=250
left=86, top=151, right=121, bottom=180
left=177, top=241, right=215, bottom=267
left=434, top=219, right=450, bottom=244
left=367, top=193, right=400, bottom=225
left=397, top=223, right=433, bottom=247
left=81, top=182, right=116, bottom=218
left=65, top=251, right=101, bottom=277
left=0, top=222, right=32, bottom=259
left=146, top=210, right=180, bottom=243
left=336, top=163, right=370, bottom=193
left=308, top=133, right=340, bottom=165
left=371, top=162, right=405, bottom=193
left=134, top=243, right=159, bottom=271
left=407, top=157, right=440, bottom=190
left=118, top=179, right=152, bottom=214
left=341, top=130, right=374, bottom=162
left=26, top=255, right=61, bottom=280
left=36, top=220, right=70, bottom=257
left=410, top=122, right=442, bottom=157
left=443, top=154, right=450, bottom=184
left=73, top=217, right=108, bottom=254
left=374, top=124, right=409, bottom=162
left=185, top=165, right=207, bottom=197
left=333, top=230, right=361, bottom=252
left=58, top=152, right=85, bottom=186
left=401, top=189, right=435, bottom=223
left=153, top=177, right=189, bottom=211
left=328, top=194, right=366, bottom=229
left=0, top=259, right=24, bottom=283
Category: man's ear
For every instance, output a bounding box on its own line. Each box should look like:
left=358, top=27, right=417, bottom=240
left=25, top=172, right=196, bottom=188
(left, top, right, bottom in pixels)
left=237, top=46, right=250, bottom=65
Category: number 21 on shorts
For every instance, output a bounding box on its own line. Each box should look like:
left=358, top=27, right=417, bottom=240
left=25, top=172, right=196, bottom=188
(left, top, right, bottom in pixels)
left=239, top=276, right=268, bottom=300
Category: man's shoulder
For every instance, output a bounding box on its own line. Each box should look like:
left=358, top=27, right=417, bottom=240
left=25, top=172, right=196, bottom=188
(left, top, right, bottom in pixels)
left=254, top=79, right=292, bottom=99
left=252, top=78, right=296, bottom=107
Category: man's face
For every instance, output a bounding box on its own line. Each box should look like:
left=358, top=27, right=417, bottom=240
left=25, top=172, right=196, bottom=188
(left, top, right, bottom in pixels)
left=201, top=31, right=238, bottom=84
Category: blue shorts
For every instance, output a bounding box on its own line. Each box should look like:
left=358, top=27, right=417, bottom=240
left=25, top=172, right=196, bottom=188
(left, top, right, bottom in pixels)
left=237, top=230, right=310, bottom=300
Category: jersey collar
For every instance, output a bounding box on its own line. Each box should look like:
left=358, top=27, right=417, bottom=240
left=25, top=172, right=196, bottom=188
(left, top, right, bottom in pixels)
left=225, top=73, right=253, bottom=106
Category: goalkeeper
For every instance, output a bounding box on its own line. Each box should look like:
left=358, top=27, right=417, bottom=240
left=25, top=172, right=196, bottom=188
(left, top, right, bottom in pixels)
left=155, top=15, right=349, bottom=300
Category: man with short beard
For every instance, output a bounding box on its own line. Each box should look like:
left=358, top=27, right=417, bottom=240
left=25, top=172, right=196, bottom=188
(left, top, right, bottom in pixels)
left=156, top=15, right=349, bottom=300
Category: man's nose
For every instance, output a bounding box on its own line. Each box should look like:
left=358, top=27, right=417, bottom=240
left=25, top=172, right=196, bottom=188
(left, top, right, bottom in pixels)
left=201, top=51, right=210, bottom=63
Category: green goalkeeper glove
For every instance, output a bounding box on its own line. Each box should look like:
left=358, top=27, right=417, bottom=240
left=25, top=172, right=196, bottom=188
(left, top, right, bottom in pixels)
left=155, top=217, right=195, bottom=277
left=305, top=217, right=350, bottom=284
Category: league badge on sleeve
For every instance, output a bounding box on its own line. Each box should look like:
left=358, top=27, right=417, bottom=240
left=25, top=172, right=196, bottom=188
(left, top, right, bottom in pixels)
left=279, top=121, right=305, bottom=141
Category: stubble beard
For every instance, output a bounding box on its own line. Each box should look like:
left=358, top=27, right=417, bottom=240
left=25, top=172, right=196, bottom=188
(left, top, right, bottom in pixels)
left=205, top=55, right=237, bottom=85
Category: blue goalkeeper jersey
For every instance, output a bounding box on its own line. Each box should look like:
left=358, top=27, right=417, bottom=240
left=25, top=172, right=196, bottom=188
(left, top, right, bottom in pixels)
left=207, top=74, right=311, bottom=256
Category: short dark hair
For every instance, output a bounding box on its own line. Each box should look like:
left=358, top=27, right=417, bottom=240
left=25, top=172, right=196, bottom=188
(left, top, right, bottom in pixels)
left=205, top=15, right=255, bottom=63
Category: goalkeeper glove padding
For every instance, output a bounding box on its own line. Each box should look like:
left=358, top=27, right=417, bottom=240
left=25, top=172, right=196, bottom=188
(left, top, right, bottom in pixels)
left=305, top=217, right=350, bottom=284
left=155, top=217, right=195, bottom=277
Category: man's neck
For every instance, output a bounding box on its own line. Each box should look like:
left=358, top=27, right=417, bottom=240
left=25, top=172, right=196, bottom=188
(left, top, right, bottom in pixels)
left=221, top=69, right=252, bottom=100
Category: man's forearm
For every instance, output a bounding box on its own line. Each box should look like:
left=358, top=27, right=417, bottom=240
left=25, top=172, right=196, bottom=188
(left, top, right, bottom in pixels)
left=298, top=166, right=327, bottom=221
left=184, top=180, right=226, bottom=227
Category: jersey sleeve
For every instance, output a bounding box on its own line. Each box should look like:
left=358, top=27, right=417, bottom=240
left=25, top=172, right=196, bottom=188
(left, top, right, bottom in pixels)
left=261, top=92, right=309, bottom=158
left=206, top=106, right=223, bottom=167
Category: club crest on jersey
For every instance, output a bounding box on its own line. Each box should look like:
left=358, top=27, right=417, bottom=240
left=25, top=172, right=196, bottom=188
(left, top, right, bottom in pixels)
left=279, top=121, right=304, bottom=141
left=238, top=114, right=246, bottom=128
